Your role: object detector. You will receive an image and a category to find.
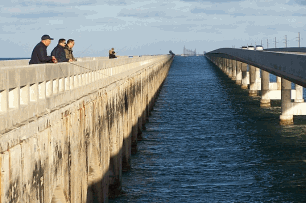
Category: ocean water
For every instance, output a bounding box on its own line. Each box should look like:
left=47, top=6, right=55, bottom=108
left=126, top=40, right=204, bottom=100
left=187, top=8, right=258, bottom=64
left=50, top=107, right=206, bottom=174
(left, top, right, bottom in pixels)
left=110, top=56, right=306, bottom=202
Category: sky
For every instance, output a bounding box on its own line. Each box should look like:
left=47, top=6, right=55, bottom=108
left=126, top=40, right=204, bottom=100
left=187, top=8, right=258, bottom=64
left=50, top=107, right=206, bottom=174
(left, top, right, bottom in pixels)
left=0, top=0, right=305, bottom=57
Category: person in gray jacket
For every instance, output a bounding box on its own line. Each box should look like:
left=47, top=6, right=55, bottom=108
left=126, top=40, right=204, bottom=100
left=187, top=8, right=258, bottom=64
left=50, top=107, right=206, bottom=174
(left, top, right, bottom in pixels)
left=64, top=39, right=76, bottom=61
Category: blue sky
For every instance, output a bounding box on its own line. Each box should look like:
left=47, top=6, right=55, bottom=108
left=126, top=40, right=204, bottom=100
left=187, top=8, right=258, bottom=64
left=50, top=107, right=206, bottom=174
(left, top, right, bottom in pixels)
left=0, top=0, right=305, bottom=57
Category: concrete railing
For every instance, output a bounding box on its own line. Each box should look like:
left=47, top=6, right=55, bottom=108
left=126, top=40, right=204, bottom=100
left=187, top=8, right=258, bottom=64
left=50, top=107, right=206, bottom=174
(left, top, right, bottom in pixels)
left=0, top=55, right=168, bottom=134
left=0, top=59, right=30, bottom=67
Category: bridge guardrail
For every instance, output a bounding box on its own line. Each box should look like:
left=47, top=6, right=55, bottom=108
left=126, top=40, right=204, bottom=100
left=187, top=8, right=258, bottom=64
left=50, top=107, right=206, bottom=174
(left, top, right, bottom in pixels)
left=0, top=55, right=171, bottom=134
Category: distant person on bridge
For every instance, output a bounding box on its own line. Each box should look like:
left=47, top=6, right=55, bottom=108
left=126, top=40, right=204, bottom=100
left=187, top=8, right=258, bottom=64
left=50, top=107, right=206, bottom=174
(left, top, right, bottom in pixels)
left=109, top=48, right=117, bottom=59
left=51, top=38, right=70, bottom=62
left=29, top=35, right=57, bottom=64
left=65, top=39, right=77, bottom=61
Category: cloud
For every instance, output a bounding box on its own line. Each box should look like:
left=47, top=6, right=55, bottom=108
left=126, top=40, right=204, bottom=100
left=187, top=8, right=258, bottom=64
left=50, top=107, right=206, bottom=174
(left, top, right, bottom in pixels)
left=152, top=23, right=198, bottom=32
left=17, top=0, right=97, bottom=7
left=103, top=0, right=126, bottom=5
left=118, top=9, right=167, bottom=18
left=293, top=0, right=306, bottom=5
left=10, top=11, right=68, bottom=19
left=181, top=0, right=242, bottom=2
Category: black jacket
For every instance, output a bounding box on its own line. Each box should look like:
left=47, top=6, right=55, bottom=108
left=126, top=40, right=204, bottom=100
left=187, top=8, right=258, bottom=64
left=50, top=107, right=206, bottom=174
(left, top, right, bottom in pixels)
left=51, top=45, right=69, bottom=62
left=29, top=42, right=53, bottom=64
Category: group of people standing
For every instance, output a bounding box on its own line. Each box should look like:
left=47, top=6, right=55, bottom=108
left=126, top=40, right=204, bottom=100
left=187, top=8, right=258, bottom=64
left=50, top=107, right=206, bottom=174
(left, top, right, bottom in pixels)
left=29, top=34, right=76, bottom=64
left=29, top=34, right=119, bottom=64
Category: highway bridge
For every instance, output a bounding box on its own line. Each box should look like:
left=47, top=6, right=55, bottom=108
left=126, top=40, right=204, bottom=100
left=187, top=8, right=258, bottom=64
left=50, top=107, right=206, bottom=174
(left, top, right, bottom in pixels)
left=205, top=47, right=306, bottom=125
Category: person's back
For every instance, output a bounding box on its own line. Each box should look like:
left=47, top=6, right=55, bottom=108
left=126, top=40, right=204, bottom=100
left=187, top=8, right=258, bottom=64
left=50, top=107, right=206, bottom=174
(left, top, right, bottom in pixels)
left=29, top=35, right=57, bottom=64
left=51, top=39, right=69, bottom=62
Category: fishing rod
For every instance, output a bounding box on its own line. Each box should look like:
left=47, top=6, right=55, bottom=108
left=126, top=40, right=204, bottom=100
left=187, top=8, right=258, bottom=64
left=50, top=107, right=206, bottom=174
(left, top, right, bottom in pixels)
left=115, top=46, right=127, bottom=55
left=78, top=44, right=92, bottom=57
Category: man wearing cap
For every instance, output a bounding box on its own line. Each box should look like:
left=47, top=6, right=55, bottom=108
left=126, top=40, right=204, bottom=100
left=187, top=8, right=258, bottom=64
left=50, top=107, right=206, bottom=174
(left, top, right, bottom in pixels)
left=29, top=35, right=57, bottom=64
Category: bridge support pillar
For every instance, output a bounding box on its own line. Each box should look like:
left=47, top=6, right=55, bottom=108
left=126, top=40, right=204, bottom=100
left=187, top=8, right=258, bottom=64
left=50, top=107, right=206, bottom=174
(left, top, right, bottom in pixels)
left=295, top=84, right=304, bottom=102
left=255, top=67, right=260, bottom=90
left=236, top=61, right=242, bottom=85
left=221, top=58, right=224, bottom=72
left=241, top=63, right=248, bottom=89
left=280, top=78, right=293, bottom=125
left=260, top=70, right=271, bottom=107
left=228, top=59, right=233, bottom=78
left=231, top=60, right=237, bottom=80
left=224, top=58, right=228, bottom=74
left=249, top=65, right=257, bottom=96
left=277, top=76, right=281, bottom=90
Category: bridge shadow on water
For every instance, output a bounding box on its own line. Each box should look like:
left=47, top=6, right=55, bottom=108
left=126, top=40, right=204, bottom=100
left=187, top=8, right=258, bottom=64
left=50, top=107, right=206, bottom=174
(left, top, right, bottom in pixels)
left=85, top=75, right=166, bottom=203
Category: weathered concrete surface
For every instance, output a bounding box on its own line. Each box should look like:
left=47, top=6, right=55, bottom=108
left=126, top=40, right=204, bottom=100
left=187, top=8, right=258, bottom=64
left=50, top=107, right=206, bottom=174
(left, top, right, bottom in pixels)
left=0, top=55, right=173, bottom=202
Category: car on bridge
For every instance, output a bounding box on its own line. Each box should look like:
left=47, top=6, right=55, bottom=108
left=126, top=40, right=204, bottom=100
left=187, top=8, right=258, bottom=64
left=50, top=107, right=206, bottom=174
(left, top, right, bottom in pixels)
left=247, top=46, right=255, bottom=50
left=241, top=46, right=247, bottom=50
left=255, top=45, right=264, bottom=51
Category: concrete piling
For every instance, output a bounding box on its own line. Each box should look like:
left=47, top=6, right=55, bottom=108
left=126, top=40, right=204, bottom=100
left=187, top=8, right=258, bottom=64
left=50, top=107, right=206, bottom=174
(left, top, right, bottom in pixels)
left=236, top=61, right=242, bottom=85
left=248, top=65, right=257, bottom=96
left=241, top=63, right=248, bottom=89
left=280, top=78, right=293, bottom=125
left=294, top=84, right=304, bottom=103
left=231, top=60, right=237, bottom=81
left=260, top=70, right=271, bottom=107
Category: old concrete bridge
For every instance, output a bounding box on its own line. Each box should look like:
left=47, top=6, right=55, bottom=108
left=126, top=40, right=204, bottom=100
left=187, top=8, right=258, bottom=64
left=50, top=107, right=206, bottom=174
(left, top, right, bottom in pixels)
left=205, top=47, right=306, bottom=125
left=0, top=55, right=173, bottom=202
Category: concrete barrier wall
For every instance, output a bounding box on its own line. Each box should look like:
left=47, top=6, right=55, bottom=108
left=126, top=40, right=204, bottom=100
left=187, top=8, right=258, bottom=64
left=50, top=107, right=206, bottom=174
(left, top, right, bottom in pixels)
left=0, top=55, right=174, bottom=202
left=0, top=55, right=163, bottom=134
left=0, top=59, right=30, bottom=67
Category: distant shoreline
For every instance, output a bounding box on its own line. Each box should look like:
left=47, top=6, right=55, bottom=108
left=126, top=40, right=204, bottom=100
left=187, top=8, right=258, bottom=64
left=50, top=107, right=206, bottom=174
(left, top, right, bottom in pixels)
left=0, top=58, right=30, bottom=61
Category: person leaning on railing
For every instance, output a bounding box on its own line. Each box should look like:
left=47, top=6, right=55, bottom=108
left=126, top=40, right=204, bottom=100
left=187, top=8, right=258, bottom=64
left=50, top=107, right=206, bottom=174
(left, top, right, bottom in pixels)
left=29, top=35, right=57, bottom=64
left=64, top=39, right=77, bottom=62
left=51, top=38, right=70, bottom=62
left=109, top=48, right=117, bottom=59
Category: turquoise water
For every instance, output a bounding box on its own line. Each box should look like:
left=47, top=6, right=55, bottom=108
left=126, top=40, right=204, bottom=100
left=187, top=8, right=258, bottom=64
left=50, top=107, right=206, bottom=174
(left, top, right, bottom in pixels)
left=110, top=56, right=306, bottom=202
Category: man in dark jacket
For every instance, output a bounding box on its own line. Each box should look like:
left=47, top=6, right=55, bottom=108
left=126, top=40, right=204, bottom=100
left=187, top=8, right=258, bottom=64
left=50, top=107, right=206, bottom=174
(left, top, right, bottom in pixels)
left=51, top=39, right=69, bottom=62
left=29, top=35, right=57, bottom=64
